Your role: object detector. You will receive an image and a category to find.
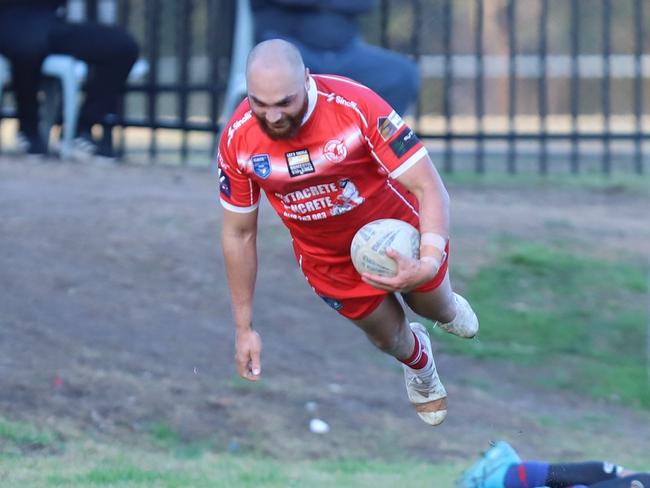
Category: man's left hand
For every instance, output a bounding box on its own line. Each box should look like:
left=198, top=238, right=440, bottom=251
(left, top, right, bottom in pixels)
left=361, top=248, right=438, bottom=292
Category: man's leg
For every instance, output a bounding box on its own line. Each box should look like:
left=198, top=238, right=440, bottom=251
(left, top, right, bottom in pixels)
left=351, top=294, right=448, bottom=426
left=329, top=39, right=420, bottom=115
left=590, top=473, right=650, bottom=488
left=0, top=7, right=54, bottom=153
left=285, top=37, right=419, bottom=115
left=48, top=21, right=138, bottom=139
left=351, top=293, right=413, bottom=359
left=403, top=272, right=479, bottom=339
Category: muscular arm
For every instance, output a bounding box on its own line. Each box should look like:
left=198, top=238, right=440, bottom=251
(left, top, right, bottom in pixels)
left=396, top=154, right=450, bottom=261
left=361, top=154, right=450, bottom=292
left=222, top=208, right=262, bottom=380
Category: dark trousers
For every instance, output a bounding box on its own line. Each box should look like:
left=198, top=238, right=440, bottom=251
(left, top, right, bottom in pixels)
left=257, top=33, right=420, bottom=115
left=0, top=6, right=138, bottom=137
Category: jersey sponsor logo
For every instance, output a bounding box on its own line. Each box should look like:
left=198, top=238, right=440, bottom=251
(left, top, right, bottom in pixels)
left=252, top=154, right=271, bottom=179
left=323, top=139, right=347, bottom=163
left=331, top=178, right=365, bottom=216
left=377, top=110, right=404, bottom=140
left=324, top=91, right=358, bottom=109
left=273, top=179, right=365, bottom=221
left=218, top=167, right=231, bottom=197
left=226, top=110, right=252, bottom=147
left=285, top=149, right=315, bottom=177
left=320, top=295, right=343, bottom=311
left=389, top=127, right=419, bottom=158
left=274, top=181, right=354, bottom=221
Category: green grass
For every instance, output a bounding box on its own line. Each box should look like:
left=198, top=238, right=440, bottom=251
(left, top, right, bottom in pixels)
left=436, top=240, right=650, bottom=408
left=0, top=429, right=461, bottom=488
left=0, top=417, right=59, bottom=453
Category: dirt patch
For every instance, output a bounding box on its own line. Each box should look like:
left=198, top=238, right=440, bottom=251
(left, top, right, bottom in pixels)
left=0, top=156, right=648, bottom=465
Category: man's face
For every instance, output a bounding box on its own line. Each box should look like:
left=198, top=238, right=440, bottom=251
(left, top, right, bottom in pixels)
left=248, top=73, right=309, bottom=140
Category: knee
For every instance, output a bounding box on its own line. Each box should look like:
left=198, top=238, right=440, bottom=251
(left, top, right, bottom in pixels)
left=108, top=30, right=139, bottom=67
left=120, top=34, right=139, bottom=66
left=366, top=328, right=407, bottom=356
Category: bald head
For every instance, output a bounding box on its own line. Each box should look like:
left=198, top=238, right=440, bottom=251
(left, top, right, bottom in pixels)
left=246, top=39, right=310, bottom=140
left=246, top=39, right=305, bottom=79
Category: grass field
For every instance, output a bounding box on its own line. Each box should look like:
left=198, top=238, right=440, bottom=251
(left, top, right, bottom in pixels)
left=430, top=239, right=650, bottom=409
left=0, top=417, right=462, bottom=487
left=1, top=169, right=648, bottom=486
left=2, top=235, right=647, bottom=486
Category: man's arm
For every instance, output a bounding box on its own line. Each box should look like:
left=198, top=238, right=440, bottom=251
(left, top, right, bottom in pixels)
left=361, top=154, right=450, bottom=292
left=222, top=208, right=262, bottom=381
left=397, top=154, right=450, bottom=249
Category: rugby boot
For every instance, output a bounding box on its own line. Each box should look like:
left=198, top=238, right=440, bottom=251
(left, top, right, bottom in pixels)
left=403, top=322, right=448, bottom=426
left=437, top=293, right=479, bottom=338
left=457, top=441, right=521, bottom=488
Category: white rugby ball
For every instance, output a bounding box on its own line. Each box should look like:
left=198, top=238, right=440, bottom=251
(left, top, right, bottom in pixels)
left=350, top=219, right=420, bottom=277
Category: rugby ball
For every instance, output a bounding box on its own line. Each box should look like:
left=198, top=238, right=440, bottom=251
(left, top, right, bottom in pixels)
left=350, top=219, right=420, bottom=277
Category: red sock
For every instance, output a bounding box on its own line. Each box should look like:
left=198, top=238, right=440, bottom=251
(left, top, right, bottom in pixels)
left=401, top=331, right=429, bottom=369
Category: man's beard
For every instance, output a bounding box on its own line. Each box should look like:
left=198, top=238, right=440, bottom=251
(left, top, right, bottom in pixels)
left=255, top=96, right=309, bottom=140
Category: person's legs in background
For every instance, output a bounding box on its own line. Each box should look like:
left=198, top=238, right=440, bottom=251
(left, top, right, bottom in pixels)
left=290, top=38, right=420, bottom=115
left=0, top=7, right=55, bottom=154
left=49, top=21, right=138, bottom=158
left=334, top=39, right=420, bottom=115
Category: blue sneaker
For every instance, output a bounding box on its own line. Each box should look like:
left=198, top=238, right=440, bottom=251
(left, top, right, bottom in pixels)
left=457, top=441, right=521, bottom=488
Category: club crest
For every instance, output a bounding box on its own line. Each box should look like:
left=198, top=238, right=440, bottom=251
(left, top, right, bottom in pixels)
left=251, top=154, right=271, bottom=179
left=323, top=139, right=347, bottom=163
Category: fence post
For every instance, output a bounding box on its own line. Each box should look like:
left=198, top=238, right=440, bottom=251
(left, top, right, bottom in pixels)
left=538, top=0, right=548, bottom=174
left=474, top=0, right=484, bottom=173
left=176, top=0, right=192, bottom=164
left=602, top=0, right=612, bottom=175
left=443, top=0, right=453, bottom=173
left=507, top=0, right=517, bottom=174
left=634, top=0, right=644, bottom=174
left=570, top=0, right=580, bottom=174
left=145, top=0, right=160, bottom=160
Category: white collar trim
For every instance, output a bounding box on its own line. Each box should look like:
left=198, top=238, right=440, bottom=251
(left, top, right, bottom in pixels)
left=301, top=76, right=317, bottom=126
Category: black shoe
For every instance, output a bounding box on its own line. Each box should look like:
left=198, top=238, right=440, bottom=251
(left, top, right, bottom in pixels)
left=96, top=137, right=117, bottom=160
left=72, top=133, right=117, bottom=163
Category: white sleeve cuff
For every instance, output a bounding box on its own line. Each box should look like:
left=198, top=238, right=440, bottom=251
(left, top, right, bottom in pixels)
left=220, top=198, right=259, bottom=213
left=389, top=146, right=428, bottom=179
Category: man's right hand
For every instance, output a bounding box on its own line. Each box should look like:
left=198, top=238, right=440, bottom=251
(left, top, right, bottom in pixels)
left=235, top=329, right=262, bottom=381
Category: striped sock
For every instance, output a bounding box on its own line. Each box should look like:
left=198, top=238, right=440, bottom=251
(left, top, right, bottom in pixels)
left=401, top=331, right=429, bottom=369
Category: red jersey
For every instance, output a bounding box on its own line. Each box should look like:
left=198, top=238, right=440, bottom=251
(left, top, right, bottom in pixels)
left=218, top=74, right=429, bottom=299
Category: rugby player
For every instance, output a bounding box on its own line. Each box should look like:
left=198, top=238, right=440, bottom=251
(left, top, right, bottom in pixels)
left=219, top=39, right=479, bottom=426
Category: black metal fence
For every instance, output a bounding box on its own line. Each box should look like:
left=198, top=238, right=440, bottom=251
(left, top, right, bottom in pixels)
left=368, top=0, right=649, bottom=174
left=101, top=0, right=236, bottom=162
left=2, top=0, right=649, bottom=173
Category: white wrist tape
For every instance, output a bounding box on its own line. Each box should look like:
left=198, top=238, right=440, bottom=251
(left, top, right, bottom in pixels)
left=420, top=232, right=447, bottom=253
left=420, top=255, right=442, bottom=272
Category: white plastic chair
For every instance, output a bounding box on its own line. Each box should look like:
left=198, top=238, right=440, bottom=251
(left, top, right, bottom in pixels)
left=0, top=55, right=9, bottom=107
left=219, top=0, right=254, bottom=125
left=41, top=56, right=149, bottom=158
left=41, top=54, right=86, bottom=158
left=0, top=53, right=82, bottom=156
left=0, top=53, right=148, bottom=158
